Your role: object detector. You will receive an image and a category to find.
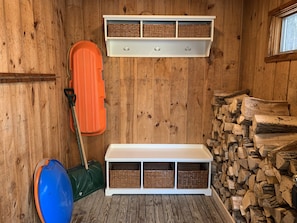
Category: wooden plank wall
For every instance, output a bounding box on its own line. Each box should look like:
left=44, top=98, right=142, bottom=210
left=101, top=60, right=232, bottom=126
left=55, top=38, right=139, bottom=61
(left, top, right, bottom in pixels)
left=64, top=0, right=243, bottom=164
left=0, top=1, right=69, bottom=222
left=240, top=0, right=297, bottom=116
left=0, top=0, right=243, bottom=222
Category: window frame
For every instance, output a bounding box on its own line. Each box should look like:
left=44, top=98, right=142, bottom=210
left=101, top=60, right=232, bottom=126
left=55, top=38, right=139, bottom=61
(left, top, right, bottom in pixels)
left=265, top=0, right=297, bottom=63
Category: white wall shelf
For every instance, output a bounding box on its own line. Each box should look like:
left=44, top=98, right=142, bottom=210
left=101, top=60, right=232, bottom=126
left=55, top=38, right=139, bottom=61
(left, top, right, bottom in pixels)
left=103, top=15, right=216, bottom=57
left=105, top=144, right=213, bottom=196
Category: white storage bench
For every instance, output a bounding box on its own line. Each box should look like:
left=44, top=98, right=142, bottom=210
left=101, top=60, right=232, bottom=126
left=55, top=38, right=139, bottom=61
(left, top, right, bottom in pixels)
left=105, top=144, right=213, bottom=196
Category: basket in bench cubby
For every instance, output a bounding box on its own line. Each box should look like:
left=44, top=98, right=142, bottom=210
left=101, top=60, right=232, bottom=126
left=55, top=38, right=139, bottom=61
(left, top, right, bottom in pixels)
left=107, top=23, right=140, bottom=37
left=143, top=162, right=174, bottom=188
left=109, top=162, right=140, bottom=188
left=177, top=162, right=209, bottom=189
left=143, top=22, right=176, bottom=37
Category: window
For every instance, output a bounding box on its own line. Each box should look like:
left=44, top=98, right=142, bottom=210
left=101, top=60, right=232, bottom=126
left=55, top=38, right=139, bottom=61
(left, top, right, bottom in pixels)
left=280, top=13, right=297, bottom=52
left=265, top=0, right=297, bottom=62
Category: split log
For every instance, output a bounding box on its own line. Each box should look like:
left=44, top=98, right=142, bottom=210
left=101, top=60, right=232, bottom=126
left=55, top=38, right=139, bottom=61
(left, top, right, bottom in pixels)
left=259, top=160, right=279, bottom=184
left=232, top=124, right=245, bottom=135
left=224, top=122, right=235, bottom=132
left=236, top=189, right=247, bottom=197
left=274, top=184, right=285, bottom=205
left=231, top=196, right=243, bottom=210
left=206, top=138, right=220, bottom=147
left=259, top=145, right=276, bottom=158
left=252, top=115, right=297, bottom=134
left=253, top=133, right=297, bottom=150
left=250, top=207, right=266, bottom=223
left=254, top=182, right=275, bottom=199
left=247, top=155, right=261, bottom=171
left=263, top=207, right=272, bottom=218
left=275, top=151, right=297, bottom=170
left=233, top=160, right=240, bottom=177
left=242, top=190, right=258, bottom=210
left=227, top=178, right=236, bottom=190
left=237, top=168, right=251, bottom=184
left=237, top=146, right=247, bottom=159
left=211, top=89, right=250, bottom=106
left=229, top=98, right=243, bottom=115
left=279, top=175, right=294, bottom=207
left=281, top=210, right=297, bottom=223
left=224, top=92, right=250, bottom=105
left=256, top=169, right=266, bottom=182
left=226, top=133, right=238, bottom=146
left=224, top=197, right=232, bottom=212
left=271, top=140, right=297, bottom=156
left=290, top=159, right=297, bottom=174
left=271, top=207, right=287, bottom=223
left=228, top=166, right=235, bottom=177
left=272, top=167, right=282, bottom=183
left=241, top=97, right=289, bottom=121
left=248, top=174, right=256, bottom=191
left=261, top=196, right=280, bottom=208
left=220, top=187, right=231, bottom=202
left=282, top=190, right=293, bottom=207
left=238, top=158, right=249, bottom=169
left=232, top=210, right=246, bottom=223
left=211, top=119, right=222, bottom=139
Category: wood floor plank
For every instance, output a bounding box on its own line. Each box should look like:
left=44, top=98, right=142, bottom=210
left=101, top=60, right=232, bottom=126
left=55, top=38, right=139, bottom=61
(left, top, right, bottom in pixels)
left=169, top=195, right=186, bottom=223
left=72, top=191, right=97, bottom=222
left=71, top=190, right=232, bottom=223
left=95, top=192, right=112, bottom=223
left=185, top=194, right=206, bottom=222
left=138, top=195, right=146, bottom=223
left=125, top=195, right=139, bottom=223
left=106, top=195, right=121, bottom=223
left=175, top=195, right=194, bottom=223
left=192, top=195, right=214, bottom=223
left=153, top=195, right=165, bottom=223
left=85, top=190, right=105, bottom=223
left=145, top=195, right=155, bottom=223
left=115, top=195, right=129, bottom=223
left=162, top=195, right=175, bottom=223
left=201, top=195, right=226, bottom=223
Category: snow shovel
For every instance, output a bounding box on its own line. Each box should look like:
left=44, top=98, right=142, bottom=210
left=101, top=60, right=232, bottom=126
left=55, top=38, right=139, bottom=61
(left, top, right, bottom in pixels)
left=64, top=88, right=104, bottom=202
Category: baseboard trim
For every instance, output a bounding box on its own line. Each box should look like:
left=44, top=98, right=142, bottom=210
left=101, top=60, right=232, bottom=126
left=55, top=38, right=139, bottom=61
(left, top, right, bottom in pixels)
left=211, top=186, right=235, bottom=223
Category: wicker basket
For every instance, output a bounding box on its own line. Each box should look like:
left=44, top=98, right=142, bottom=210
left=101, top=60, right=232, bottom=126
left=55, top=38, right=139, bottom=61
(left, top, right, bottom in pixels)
left=144, top=162, right=174, bottom=188
left=177, top=163, right=208, bottom=188
left=109, top=163, right=140, bottom=188
left=143, top=24, right=175, bottom=37
left=107, top=23, right=140, bottom=37
left=178, top=23, right=211, bottom=37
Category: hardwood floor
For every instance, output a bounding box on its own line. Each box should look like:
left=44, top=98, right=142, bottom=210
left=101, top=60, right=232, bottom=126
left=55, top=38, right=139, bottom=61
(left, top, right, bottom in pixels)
left=71, top=189, right=229, bottom=223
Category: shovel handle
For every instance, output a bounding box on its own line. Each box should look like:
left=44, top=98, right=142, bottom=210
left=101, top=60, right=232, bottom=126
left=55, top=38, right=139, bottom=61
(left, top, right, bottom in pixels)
left=64, top=88, right=89, bottom=170
left=64, top=88, right=76, bottom=107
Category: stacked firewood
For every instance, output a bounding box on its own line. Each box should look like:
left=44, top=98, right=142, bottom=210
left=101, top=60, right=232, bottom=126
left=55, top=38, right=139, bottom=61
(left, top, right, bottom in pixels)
left=207, top=89, right=297, bottom=223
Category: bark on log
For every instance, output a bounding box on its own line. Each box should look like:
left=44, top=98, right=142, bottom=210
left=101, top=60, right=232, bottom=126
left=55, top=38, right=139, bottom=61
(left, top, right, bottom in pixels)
left=241, top=97, right=289, bottom=121
left=252, top=115, right=297, bottom=134
left=212, top=89, right=250, bottom=106
left=253, top=133, right=297, bottom=150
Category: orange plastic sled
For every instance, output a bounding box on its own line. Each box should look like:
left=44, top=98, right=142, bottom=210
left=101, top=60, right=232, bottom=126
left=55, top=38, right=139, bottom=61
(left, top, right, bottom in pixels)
left=68, top=41, right=106, bottom=136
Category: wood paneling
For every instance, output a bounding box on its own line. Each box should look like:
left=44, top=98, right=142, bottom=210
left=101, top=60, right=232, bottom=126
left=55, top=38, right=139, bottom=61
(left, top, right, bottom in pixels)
left=240, top=0, right=297, bottom=115
left=0, top=1, right=68, bottom=222
left=0, top=0, right=243, bottom=221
